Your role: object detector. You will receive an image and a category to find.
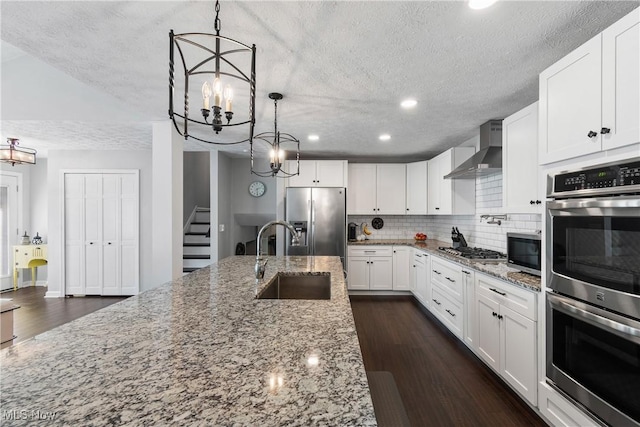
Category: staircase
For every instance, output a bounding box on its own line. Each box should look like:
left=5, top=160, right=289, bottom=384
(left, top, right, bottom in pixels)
left=183, top=207, right=211, bottom=274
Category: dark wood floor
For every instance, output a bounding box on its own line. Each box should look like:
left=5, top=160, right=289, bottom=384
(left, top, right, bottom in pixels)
left=350, top=296, right=546, bottom=427
left=0, top=286, right=127, bottom=349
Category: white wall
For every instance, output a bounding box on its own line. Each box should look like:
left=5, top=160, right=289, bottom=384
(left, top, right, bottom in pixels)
left=183, top=152, right=210, bottom=224
left=229, top=158, right=276, bottom=254
left=47, top=150, right=153, bottom=296
left=216, top=153, right=232, bottom=260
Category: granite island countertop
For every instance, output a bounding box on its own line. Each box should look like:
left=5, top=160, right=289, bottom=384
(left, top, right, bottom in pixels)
left=349, top=239, right=541, bottom=292
left=0, top=256, right=376, bottom=426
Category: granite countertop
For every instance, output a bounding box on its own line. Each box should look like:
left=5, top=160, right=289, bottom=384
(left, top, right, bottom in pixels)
left=349, top=239, right=541, bottom=292
left=0, top=256, right=376, bottom=426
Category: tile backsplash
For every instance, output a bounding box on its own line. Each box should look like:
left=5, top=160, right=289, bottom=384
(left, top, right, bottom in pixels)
left=349, top=172, right=542, bottom=253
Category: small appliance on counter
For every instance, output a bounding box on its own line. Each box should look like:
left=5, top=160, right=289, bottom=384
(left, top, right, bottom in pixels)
left=348, top=222, right=358, bottom=242
left=506, top=232, right=541, bottom=276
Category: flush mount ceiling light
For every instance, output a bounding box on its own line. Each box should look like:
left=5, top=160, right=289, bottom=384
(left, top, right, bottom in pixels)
left=400, top=99, right=418, bottom=109
left=469, top=0, right=498, bottom=9
left=169, top=0, right=256, bottom=145
left=251, top=93, right=300, bottom=178
left=0, top=138, right=36, bottom=166
left=308, top=135, right=319, bottom=141
left=379, top=134, right=391, bottom=141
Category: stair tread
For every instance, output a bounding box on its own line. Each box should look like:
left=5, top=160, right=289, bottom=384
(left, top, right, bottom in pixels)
left=191, top=222, right=210, bottom=225
left=185, top=231, right=209, bottom=235
left=183, top=267, right=199, bottom=273
left=183, top=243, right=211, bottom=247
left=183, top=255, right=210, bottom=259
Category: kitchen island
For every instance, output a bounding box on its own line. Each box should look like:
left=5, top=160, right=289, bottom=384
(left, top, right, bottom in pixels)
left=0, top=256, right=376, bottom=426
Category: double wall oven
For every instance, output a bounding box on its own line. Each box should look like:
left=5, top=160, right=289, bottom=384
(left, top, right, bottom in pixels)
left=546, top=158, right=640, bottom=427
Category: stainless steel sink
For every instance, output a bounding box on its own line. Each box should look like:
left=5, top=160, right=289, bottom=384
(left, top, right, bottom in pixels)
left=256, top=272, right=331, bottom=300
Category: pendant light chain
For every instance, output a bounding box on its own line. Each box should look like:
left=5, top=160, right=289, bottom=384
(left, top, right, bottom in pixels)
left=214, top=1, right=221, bottom=35
left=273, top=97, right=279, bottom=136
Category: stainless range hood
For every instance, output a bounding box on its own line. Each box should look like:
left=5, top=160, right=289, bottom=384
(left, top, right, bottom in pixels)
left=444, top=120, right=503, bottom=179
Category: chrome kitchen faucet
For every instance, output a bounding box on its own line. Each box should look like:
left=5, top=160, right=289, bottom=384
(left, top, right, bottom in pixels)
left=255, top=220, right=300, bottom=279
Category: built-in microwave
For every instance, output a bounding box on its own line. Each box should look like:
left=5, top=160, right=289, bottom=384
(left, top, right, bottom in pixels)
left=506, top=232, right=541, bottom=276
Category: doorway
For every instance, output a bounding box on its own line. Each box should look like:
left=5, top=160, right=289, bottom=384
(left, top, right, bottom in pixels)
left=0, top=173, right=20, bottom=291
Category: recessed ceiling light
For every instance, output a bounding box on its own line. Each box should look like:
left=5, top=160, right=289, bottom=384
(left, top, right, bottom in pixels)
left=401, top=99, right=417, bottom=109
left=379, top=134, right=391, bottom=141
left=308, top=134, right=319, bottom=141
left=469, top=0, right=497, bottom=10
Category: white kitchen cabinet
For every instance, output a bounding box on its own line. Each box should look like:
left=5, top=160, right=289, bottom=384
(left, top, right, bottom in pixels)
left=475, top=273, right=537, bottom=405
left=347, top=163, right=406, bottom=215
left=539, top=9, right=639, bottom=164
left=461, top=267, right=476, bottom=350
left=539, top=382, right=600, bottom=427
left=347, top=246, right=393, bottom=290
left=503, top=102, right=542, bottom=213
left=64, top=171, right=139, bottom=296
left=429, top=255, right=466, bottom=339
left=412, top=251, right=429, bottom=307
left=405, top=161, right=428, bottom=215
left=347, top=164, right=377, bottom=214
left=392, top=246, right=411, bottom=291
left=427, top=148, right=475, bottom=215
left=286, top=160, right=347, bottom=187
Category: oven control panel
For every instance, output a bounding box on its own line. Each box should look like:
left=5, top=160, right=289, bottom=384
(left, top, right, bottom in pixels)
left=553, top=159, right=640, bottom=194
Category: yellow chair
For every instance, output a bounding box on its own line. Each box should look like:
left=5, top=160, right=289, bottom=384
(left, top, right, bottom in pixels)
left=13, top=245, right=48, bottom=290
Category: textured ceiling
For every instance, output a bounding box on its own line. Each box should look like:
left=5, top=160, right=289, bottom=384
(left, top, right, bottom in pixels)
left=1, top=1, right=638, bottom=161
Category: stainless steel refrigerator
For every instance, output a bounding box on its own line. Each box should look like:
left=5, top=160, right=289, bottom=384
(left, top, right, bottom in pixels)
left=285, top=187, right=346, bottom=265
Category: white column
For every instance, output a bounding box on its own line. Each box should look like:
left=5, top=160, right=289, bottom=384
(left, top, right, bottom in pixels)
left=152, top=121, right=183, bottom=286
left=209, top=150, right=219, bottom=262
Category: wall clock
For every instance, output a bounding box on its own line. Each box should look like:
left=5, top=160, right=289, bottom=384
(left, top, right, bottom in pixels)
left=248, top=181, right=266, bottom=197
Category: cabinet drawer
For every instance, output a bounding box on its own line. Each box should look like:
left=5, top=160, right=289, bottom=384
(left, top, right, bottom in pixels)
left=431, top=257, right=463, bottom=301
left=413, top=250, right=428, bottom=264
left=431, top=285, right=463, bottom=339
left=348, top=246, right=393, bottom=257
left=476, top=273, right=537, bottom=320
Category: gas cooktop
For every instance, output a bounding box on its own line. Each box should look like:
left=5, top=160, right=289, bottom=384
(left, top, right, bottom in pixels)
left=438, top=246, right=506, bottom=260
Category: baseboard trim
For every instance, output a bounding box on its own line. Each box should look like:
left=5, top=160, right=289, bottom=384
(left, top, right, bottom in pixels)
left=45, top=290, right=63, bottom=298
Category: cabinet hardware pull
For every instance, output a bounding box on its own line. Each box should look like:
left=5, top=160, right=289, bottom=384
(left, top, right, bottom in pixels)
left=530, top=200, right=535, bottom=205
left=445, top=277, right=455, bottom=283
left=413, top=265, right=416, bottom=268
left=600, top=127, right=611, bottom=134
left=406, top=208, right=409, bottom=211
left=89, top=242, right=94, bottom=245
left=462, top=270, right=470, bottom=275
left=489, top=288, right=506, bottom=296
left=416, top=254, right=421, bottom=258
left=536, top=200, right=542, bottom=205
left=446, top=309, right=455, bottom=317
left=433, top=299, right=441, bottom=305
left=435, top=207, right=440, bottom=210
left=492, top=312, right=497, bottom=317
left=587, top=130, right=598, bottom=138
left=364, top=250, right=376, bottom=253
left=498, top=314, right=503, bottom=320
left=432, top=270, right=441, bottom=275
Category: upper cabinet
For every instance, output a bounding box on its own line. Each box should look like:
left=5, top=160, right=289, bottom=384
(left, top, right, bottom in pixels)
left=428, top=148, right=475, bottom=215
left=348, top=164, right=406, bottom=215
left=286, top=160, right=347, bottom=187
left=503, top=102, right=541, bottom=213
left=539, top=9, right=639, bottom=164
left=406, top=161, right=428, bottom=215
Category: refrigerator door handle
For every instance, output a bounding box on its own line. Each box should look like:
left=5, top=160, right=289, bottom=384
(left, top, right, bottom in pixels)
left=310, top=198, right=315, bottom=255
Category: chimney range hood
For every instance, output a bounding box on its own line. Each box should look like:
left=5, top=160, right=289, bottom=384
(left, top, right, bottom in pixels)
left=444, top=120, right=503, bottom=179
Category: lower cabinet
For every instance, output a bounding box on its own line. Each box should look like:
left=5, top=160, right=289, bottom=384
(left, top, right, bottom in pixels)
left=429, top=256, right=465, bottom=339
left=412, top=251, right=430, bottom=306
left=392, top=246, right=411, bottom=291
left=539, top=382, right=600, bottom=427
left=347, top=246, right=393, bottom=290
left=476, top=273, right=538, bottom=406
left=461, top=268, right=476, bottom=349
